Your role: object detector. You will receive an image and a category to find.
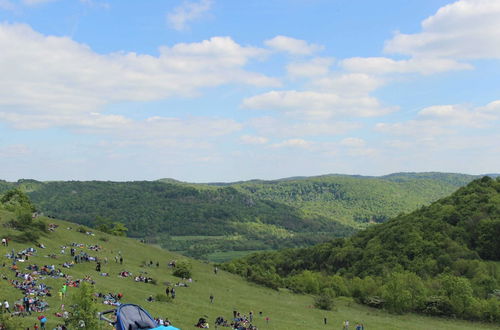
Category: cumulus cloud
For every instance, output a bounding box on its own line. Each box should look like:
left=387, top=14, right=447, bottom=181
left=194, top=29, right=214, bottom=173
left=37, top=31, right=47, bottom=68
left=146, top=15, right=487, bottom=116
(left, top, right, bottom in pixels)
left=167, top=0, right=213, bottom=31
left=271, top=138, right=312, bottom=149
left=239, top=135, right=269, bottom=145
left=384, top=0, right=500, bottom=59
left=0, top=23, right=278, bottom=129
left=287, top=57, right=333, bottom=77
left=311, top=73, right=384, bottom=96
left=341, top=56, right=472, bottom=75
left=376, top=100, right=500, bottom=138
left=265, top=35, right=323, bottom=55
left=340, top=137, right=366, bottom=148
left=242, top=90, right=396, bottom=120
left=249, top=116, right=360, bottom=138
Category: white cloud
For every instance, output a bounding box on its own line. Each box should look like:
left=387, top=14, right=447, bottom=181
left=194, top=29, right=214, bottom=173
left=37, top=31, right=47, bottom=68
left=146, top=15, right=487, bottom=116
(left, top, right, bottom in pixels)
left=311, top=73, right=384, bottom=96
left=22, top=0, right=57, bottom=5
left=341, top=56, right=472, bottom=75
left=384, top=0, right=500, bottom=59
left=340, top=137, right=366, bottom=148
left=418, top=102, right=499, bottom=128
left=0, top=23, right=278, bottom=129
left=287, top=57, right=333, bottom=77
left=249, top=116, right=360, bottom=138
left=376, top=100, right=500, bottom=138
left=242, top=90, right=396, bottom=120
left=271, top=138, right=312, bottom=149
left=240, top=135, right=269, bottom=145
left=167, top=0, right=213, bottom=31
left=265, top=35, right=323, bottom=55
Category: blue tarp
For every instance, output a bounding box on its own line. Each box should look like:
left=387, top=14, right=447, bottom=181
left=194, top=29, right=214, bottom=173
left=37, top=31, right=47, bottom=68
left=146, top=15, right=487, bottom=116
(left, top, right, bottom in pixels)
left=152, top=326, right=180, bottom=330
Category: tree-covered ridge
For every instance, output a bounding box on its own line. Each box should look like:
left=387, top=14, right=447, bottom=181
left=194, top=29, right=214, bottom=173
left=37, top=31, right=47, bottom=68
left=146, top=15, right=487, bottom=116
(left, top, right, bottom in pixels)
left=232, top=173, right=478, bottom=226
left=223, top=177, right=500, bottom=322
left=0, top=172, right=485, bottom=260
left=22, top=180, right=355, bottom=259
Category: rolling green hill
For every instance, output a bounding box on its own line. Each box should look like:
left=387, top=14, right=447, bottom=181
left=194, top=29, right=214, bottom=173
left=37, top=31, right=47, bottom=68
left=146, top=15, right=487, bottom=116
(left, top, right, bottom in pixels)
left=0, top=173, right=484, bottom=261
left=224, top=177, right=500, bottom=323
left=0, top=201, right=497, bottom=329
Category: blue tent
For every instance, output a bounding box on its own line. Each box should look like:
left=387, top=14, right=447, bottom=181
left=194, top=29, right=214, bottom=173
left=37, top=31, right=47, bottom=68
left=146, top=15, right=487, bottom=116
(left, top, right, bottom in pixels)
left=99, top=303, right=181, bottom=330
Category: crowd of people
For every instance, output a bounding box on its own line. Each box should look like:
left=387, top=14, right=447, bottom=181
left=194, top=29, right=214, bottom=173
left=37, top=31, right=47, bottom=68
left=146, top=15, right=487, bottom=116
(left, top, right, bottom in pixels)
left=1, top=231, right=367, bottom=330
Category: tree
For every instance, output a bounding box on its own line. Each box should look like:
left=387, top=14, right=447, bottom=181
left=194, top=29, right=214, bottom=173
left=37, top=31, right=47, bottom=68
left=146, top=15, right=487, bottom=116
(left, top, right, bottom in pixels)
left=314, top=289, right=335, bottom=310
left=439, top=274, right=473, bottom=316
left=67, top=282, right=100, bottom=330
left=110, top=222, right=128, bottom=237
left=1, top=189, right=36, bottom=212
left=382, top=272, right=426, bottom=314
left=173, top=261, right=192, bottom=278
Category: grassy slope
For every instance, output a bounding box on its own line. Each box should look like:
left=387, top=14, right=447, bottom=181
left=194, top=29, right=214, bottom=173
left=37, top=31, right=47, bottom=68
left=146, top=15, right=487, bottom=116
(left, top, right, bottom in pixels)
left=0, top=213, right=497, bottom=330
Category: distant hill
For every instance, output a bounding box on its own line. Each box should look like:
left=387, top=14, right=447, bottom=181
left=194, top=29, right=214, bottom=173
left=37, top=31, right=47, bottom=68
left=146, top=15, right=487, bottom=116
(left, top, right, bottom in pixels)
left=224, top=177, right=500, bottom=322
left=0, top=172, right=490, bottom=260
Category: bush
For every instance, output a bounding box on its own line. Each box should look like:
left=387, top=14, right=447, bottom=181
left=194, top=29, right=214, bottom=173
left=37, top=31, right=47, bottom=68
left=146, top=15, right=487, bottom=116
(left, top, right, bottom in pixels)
left=34, top=219, right=48, bottom=232
left=15, top=230, right=40, bottom=243
left=155, top=293, right=172, bottom=303
left=172, top=261, right=192, bottom=278
left=419, top=296, right=454, bottom=316
left=314, top=290, right=335, bottom=310
left=9, top=211, right=34, bottom=230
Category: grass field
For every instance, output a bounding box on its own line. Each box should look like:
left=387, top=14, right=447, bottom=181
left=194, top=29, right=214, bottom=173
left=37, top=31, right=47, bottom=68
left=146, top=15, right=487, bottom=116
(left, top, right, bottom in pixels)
left=1, top=213, right=498, bottom=329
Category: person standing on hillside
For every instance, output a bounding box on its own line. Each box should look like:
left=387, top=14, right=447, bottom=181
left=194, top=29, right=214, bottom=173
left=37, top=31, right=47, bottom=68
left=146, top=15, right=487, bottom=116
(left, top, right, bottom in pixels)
left=165, top=287, right=170, bottom=297
left=120, top=256, right=123, bottom=265
left=38, top=315, right=47, bottom=329
left=171, top=288, right=176, bottom=299
left=209, top=294, right=214, bottom=304
left=3, top=299, right=11, bottom=313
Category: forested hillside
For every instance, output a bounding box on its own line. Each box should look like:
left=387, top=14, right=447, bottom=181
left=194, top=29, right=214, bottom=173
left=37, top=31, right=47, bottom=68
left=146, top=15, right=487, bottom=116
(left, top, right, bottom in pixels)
left=0, top=173, right=482, bottom=260
left=224, top=177, right=500, bottom=322
left=232, top=173, right=477, bottom=227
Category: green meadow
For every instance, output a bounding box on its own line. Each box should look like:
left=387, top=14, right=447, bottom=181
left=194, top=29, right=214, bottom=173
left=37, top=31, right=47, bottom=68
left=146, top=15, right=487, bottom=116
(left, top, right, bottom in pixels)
left=0, top=213, right=498, bottom=330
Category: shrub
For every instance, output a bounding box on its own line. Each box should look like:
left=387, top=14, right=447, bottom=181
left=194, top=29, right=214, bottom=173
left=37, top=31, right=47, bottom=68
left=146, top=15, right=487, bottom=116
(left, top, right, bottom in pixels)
left=314, top=290, right=335, bottom=310
left=155, top=293, right=172, bottom=303
left=172, top=261, right=192, bottom=278
left=15, top=230, right=40, bottom=243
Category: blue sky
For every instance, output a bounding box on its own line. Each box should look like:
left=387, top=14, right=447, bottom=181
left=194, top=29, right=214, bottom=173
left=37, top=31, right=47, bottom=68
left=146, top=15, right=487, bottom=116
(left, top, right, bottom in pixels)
left=0, top=0, right=499, bottom=182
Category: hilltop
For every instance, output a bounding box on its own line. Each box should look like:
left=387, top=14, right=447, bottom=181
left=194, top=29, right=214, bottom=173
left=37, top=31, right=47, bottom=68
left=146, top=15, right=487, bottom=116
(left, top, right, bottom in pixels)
left=224, top=177, right=500, bottom=323
left=0, top=203, right=497, bottom=329
left=0, top=172, right=485, bottom=261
